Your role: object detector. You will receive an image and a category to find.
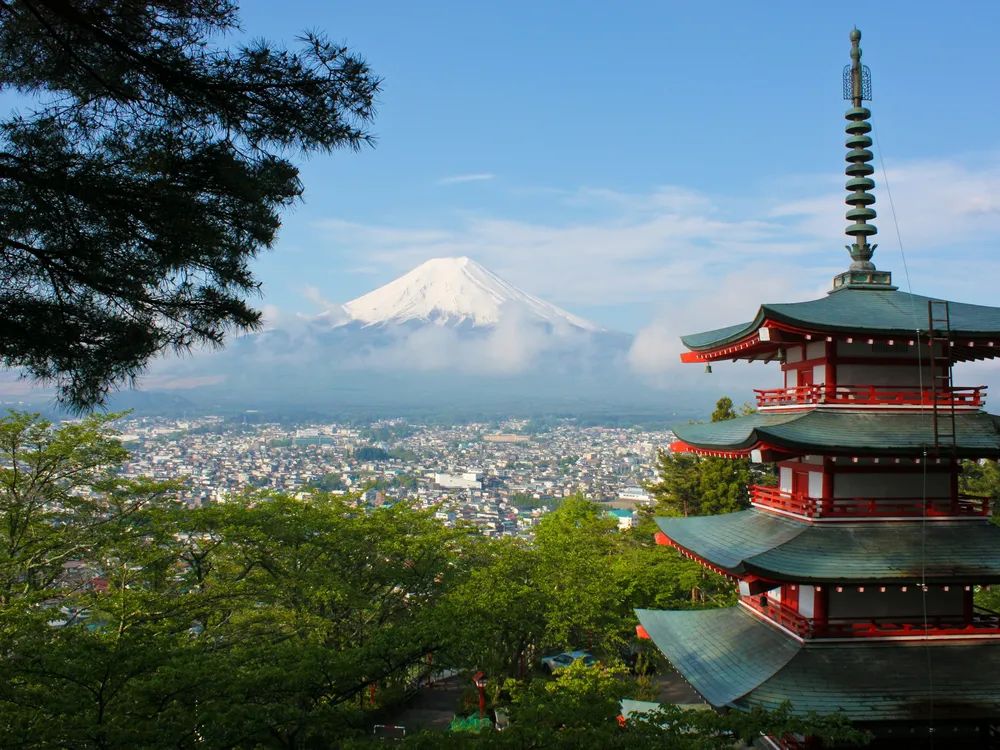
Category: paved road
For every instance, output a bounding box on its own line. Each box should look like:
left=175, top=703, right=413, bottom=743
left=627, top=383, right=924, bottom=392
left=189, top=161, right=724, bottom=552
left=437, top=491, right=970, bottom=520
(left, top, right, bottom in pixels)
left=653, top=671, right=706, bottom=705
left=387, top=675, right=467, bottom=733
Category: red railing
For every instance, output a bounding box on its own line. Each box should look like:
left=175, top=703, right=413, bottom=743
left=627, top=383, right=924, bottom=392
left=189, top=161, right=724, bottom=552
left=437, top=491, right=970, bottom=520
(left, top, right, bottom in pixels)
left=742, top=593, right=811, bottom=638
left=750, top=485, right=991, bottom=519
left=742, top=595, right=1000, bottom=639
left=754, top=384, right=986, bottom=409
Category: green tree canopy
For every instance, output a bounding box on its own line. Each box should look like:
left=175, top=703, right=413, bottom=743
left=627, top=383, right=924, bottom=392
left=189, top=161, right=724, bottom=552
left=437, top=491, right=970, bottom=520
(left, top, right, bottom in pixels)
left=0, top=412, right=464, bottom=748
left=0, top=410, right=132, bottom=605
left=0, top=1, right=380, bottom=410
left=646, top=397, right=753, bottom=517
left=532, top=496, right=620, bottom=648
left=0, top=411, right=849, bottom=748
left=355, top=446, right=391, bottom=461
left=710, top=396, right=737, bottom=423
left=308, top=472, right=348, bottom=492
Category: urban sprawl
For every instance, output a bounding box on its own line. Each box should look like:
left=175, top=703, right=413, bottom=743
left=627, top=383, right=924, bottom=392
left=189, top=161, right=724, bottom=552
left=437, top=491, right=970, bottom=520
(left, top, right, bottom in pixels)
left=113, top=416, right=672, bottom=535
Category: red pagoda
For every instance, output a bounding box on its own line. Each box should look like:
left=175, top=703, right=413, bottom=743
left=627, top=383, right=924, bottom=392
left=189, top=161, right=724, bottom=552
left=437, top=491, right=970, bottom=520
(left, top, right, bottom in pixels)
left=635, top=30, right=1000, bottom=749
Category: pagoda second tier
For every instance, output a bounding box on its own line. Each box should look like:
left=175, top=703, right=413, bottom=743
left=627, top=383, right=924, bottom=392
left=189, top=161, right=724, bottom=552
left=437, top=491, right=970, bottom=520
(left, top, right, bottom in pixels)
left=652, top=511, right=1000, bottom=585
left=680, top=288, right=1000, bottom=365
left=670, top=409, right=1000, bottom=459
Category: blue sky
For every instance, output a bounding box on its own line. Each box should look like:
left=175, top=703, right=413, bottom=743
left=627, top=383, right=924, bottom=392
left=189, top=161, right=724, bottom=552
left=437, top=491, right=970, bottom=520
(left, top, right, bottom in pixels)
left=234, top=0, right=1000, bottom=349
left=5, top=1, right=1000, bottom=401
left=3, top=0, right=1000, bottom=404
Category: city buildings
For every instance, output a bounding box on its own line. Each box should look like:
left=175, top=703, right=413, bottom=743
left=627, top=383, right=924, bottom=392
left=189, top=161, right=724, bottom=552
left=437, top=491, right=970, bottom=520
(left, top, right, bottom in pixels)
left=112, top=415, right=668, bottom=538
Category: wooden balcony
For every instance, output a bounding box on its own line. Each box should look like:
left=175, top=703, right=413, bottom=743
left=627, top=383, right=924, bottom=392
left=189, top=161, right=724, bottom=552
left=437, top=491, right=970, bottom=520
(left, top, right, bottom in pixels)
left=754, top=384, right=986, bottom=410
left=750, top=485, right=991, bottom=520
left=741, top=594, right=1000, bottom=640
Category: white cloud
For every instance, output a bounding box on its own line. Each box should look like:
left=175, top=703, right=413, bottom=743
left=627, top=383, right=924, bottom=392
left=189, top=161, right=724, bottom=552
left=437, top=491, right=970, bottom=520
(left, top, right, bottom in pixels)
left=771, top=156, right=1000, bottom=261
left=313, top=186, right=818, bottom=314
left=140, top=153, right=1000, bottom=394
left=437, top=173, right=496, bottom=185
left=627, top=269, right=822, bottom=392
left=314, top=154, right=1000, bottom=315
left=301, top=284, right=338, bottom=311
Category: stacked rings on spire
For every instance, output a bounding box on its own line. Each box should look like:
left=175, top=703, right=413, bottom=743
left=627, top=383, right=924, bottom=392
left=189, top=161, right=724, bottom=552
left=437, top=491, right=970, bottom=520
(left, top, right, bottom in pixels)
left=845, top=107, right=877, bottom=238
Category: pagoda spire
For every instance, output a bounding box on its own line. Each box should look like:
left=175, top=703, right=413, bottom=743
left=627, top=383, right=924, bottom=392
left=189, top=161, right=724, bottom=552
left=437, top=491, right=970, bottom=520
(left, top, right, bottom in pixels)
left=831, top=28, right=895, bottom=292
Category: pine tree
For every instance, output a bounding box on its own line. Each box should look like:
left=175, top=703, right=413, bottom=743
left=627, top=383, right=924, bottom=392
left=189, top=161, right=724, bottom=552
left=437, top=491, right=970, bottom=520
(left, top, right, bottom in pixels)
left=647, top=397, right=753, bottom=516
left=645, top=449, right=703, bottom=517
left=698, top=396, right=752, bottom=514
left=0, top=1, right=380, bottom=410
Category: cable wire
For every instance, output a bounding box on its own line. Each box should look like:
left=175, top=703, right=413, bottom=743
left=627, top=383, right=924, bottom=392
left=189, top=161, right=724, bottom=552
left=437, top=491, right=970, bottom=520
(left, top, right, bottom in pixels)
left=872, top=117, right=935, bottom=747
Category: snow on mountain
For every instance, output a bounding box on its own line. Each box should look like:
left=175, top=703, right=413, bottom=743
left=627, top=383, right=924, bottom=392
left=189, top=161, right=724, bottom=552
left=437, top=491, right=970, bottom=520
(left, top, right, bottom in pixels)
left=134, top=256, right=637, bottom=406
left=337, top=257, right=604, bottom=332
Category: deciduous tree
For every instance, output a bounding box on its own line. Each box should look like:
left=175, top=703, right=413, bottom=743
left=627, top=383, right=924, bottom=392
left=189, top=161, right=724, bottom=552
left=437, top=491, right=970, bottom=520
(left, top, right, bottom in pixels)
left=440, top=537, right=548, bottom=680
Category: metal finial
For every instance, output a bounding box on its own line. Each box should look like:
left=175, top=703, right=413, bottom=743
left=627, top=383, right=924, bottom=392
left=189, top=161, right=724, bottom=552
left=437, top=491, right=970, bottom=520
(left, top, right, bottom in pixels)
left=843, top=29, right=872, bottom=104
left=831, top=28, right=894, bottom=293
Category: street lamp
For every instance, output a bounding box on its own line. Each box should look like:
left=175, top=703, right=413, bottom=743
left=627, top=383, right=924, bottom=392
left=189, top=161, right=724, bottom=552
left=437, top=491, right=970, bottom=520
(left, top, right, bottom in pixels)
left=473, top=671, right=488, bottom=720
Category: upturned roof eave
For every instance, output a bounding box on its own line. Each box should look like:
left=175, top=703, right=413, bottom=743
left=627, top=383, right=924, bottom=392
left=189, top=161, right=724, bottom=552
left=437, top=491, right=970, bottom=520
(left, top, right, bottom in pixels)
left=655, top=512, right=1000, bottom=584
left=633, top=607, right=800, bottom=708
left=637, top=606, right=1000, bottom=721
left=678, top=303, right=882, bottom=354
left=671, top=410, right=1000, bottom=458
left=679, top=311, right=765, bottom=353
left=675, top=434, right=1000, bottom=459
left=680, top=292, right=1000, bottom=355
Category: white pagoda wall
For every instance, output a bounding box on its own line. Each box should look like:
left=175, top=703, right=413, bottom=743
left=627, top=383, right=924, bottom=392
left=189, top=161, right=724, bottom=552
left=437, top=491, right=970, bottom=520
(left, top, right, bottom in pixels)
left=779, top=467, right=790, bottom=493
left=798, top=585, right=815, bottom=618
left=835, top=341, right=945, bottom=358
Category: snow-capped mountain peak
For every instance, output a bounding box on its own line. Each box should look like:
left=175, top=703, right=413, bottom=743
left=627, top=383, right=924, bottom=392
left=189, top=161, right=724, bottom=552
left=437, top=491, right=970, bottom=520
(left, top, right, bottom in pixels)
left=339, top=257, right=604, bottom=331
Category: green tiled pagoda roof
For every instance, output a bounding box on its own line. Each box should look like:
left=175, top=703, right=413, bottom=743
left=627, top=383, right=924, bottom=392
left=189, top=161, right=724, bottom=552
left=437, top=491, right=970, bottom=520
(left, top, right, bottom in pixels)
left=656, top=510, right=1000, bottom=583
left=672, top=410, right=1000, bottom=457
left=635, top=607, right=799, bottom=706
left=636, top=606, right=1000, bottom=721
left=681, top=289, right=1000, bottom=351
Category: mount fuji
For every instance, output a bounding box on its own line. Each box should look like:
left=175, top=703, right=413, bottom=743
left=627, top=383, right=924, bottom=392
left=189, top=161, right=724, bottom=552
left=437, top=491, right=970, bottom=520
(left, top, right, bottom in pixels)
left=337, top=256, right=603, bottom=331
left=132, top=257, right=643, bottom=413
left=268, top=256, right=631, bottom=372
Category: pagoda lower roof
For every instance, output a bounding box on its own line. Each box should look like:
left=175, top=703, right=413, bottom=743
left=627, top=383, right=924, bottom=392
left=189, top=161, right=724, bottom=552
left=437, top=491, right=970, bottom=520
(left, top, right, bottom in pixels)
left=671, top=409, right=1000, bottom=458
left=635, top=606, right=1000, bottom=722
left=655, top=510, right=1000, bottom=583
left=681, top=288, right=1000, bottom=353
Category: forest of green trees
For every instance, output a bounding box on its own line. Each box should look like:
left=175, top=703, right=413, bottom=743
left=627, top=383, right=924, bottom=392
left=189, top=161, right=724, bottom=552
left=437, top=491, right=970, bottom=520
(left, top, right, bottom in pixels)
left=0, top=409, right=868, bottom=748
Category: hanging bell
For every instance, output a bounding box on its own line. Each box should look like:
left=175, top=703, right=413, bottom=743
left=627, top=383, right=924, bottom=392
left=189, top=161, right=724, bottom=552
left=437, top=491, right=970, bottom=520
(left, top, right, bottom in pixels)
left=705, top=364, right=713, bottom=374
